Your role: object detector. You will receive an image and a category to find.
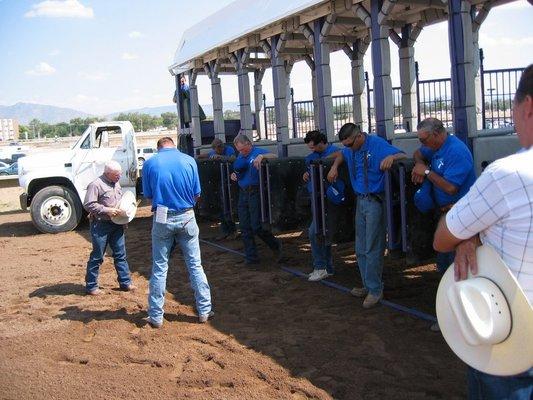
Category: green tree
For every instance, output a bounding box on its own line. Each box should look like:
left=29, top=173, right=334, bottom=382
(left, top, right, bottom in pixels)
left=161, top=112, right=178, bottom=129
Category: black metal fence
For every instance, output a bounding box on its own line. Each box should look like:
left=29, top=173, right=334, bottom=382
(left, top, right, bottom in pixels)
left=260, top=51, right=524, bottom=139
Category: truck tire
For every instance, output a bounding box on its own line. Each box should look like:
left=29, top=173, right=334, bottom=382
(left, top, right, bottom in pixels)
left=30, top=185, right=83, bottom=234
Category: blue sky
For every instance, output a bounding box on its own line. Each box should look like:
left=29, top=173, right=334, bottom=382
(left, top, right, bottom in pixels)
left=0, top=0, right=531, bottom=116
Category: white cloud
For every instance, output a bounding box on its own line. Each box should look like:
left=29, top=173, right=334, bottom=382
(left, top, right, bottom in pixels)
left=25, top=0, right=94, bottom=19
left=500, top=1, right=531, bottom=10
left=73, top=94, right=99, bottom=104
left=26, top=62, right=56, bottom=76
left=122, top=52, right=139, bottom=60
left=479, top=33, right=533, bottom=47
left=128, top=31, right=144, bottom=39
left=49, top=49, right=61, bottom=56
left=78, top=71, right=107, bottom=81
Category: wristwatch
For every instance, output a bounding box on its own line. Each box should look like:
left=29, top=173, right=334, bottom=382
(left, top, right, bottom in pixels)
left=424, top=169, right=431, bottom=176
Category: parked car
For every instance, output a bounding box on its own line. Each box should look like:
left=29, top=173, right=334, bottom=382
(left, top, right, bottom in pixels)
left=0, top=162, right=18, bottom=176
left=137, top=147, right=157, bottom=167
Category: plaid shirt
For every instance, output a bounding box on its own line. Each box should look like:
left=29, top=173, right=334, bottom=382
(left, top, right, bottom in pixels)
left=446, top=147, right=533, bottom=304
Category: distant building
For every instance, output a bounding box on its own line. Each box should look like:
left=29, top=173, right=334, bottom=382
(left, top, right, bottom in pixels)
left=0, top=119, right=19, bottom=141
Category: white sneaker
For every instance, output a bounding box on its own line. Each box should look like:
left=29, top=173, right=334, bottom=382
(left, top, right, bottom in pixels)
left=308, top=269, right=329, bottom=282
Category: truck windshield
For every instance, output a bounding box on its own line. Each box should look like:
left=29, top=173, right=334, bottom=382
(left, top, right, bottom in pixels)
left=71, top=126, right=91, bottom=149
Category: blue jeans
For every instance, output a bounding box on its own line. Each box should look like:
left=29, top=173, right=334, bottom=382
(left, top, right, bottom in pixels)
left=85, top=220, right=131, bottom=291
left=238, top=188, right=280, bottom=263
left=148, top=210, right=211, bottom=324
left=468, top=367, right=533, bottom=400
left=355, top=196, right=386, bottom=296
left=309, top=220, right=333, bottom=273
left=436, top=251, right=455, bottom=274
left=219, top=210, right=236, bottom=235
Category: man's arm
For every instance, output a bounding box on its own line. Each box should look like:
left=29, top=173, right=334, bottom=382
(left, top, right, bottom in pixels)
left=327, top=151, right=344, bottom=182
left=380, top=151, right=407, bottom=171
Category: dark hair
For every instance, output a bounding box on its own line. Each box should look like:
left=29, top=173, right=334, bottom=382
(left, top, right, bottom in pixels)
left=304, top=130, right=327, bottom=145
left=338, top=123, right=361, bottom=141
left=417, top=117, right=446, bottom=135
left=515, top=64, right=533, bottom=103
left=157, top=136, right=175, bottom=149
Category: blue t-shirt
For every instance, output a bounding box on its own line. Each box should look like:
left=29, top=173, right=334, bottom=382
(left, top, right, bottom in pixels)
left=233, top=146, right=270, bottom=189
left=342, top=134, right=403, bottom=194
left=142, top=148, right=201, bottom=211
left=305, top=144, right=340, bottom=193
left=419, top=135, right=476, bottom=207
left=207, top=145, right=235, bottom=159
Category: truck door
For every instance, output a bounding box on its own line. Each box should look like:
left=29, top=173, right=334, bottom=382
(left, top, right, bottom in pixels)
left=113, top=125, right=138, bottom=189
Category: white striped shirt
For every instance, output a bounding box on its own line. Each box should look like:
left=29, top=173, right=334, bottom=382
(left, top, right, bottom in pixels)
left=446, top=147, right=533, bottom=304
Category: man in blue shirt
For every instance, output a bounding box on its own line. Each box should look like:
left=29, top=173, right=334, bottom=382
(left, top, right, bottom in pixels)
left=328, top=123, right=406, bottom=308
left=197, top=138, right=236, bottom=160
left=197, top=138, right=238, bottom=240
left=142, top=137, right=212, bottom=327
left=230, top=134, right=282, bottom=265
left=302, top=130, right=340, bottom=282
left=411, top=117, right=476, bottom=331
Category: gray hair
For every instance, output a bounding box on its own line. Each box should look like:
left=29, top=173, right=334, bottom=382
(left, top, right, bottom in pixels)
left=211, top=138, right=224, bottom=148
left=104, top=160, right=122, bottom=173
left=233, top=134, right=252, bottom=146
left=417, top=117, right=446, bottom=135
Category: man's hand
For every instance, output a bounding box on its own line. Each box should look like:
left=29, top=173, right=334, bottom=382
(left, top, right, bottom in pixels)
left=302, top=171, right=310, bottom=182
left=380, top=155, right=395, bottom=171
left=106, top=208, right=121, bottom=218
left=327, top=167, right=338, bottom=183
left=230, top=172, right=237, bottom=182
left=412, top=162, right=427, bottom=184
left=453, top=236, right=480, bottom=281
left=252, top=154, right=263, bottom=169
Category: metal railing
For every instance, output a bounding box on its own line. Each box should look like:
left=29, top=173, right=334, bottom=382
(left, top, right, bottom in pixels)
left=261, top=51, right=524, bottom=138
left=415, top=63, right=453, bottom=127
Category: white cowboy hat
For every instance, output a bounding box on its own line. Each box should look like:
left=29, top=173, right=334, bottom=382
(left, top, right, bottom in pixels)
left=111, top=190, right=137, bottom=225
left=436, top=244, right=533, bottom=376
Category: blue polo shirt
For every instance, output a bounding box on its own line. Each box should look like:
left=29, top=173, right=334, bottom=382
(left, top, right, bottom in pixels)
left=207, top=145, right=235, bottom=159
left=419, top=135, right=476, bottom=207
left=305, top=144, right=340, bottom=193
left=342, top=134, right=403, bottom=194
left=142, top=148, right=201, bottom=211
left=233, top=146, right=270, bottom=189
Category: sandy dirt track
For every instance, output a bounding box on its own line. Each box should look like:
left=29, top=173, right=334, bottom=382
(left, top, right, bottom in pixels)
left=0, top=206, right=466, bottom=400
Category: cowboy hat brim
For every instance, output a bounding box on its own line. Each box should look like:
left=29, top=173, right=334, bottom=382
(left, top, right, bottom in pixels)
left=436, top=244, right=533, bottom=376
left=111, top=190, right=137, bottom=225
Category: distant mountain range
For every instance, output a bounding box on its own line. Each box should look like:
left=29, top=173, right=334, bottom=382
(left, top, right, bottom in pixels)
left=0, top=101, right=242, bottom=125
left=0, top=103, right=92, bottom=125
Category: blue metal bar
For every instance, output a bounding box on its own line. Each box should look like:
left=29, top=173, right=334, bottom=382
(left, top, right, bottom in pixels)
left=399, top=165, right=408, bottom=253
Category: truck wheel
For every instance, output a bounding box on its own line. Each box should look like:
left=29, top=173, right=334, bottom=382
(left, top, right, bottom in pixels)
left=30, top=185, right=83, bottom=234
left=137, top=157, right=145, bottom=168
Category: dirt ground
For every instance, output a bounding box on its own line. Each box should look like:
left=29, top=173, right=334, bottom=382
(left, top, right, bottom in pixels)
left=0, top=204, right=466, bottom=400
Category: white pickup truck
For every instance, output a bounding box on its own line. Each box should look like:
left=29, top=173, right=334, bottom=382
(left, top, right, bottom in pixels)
left=18, top=121, right=139, bottom=233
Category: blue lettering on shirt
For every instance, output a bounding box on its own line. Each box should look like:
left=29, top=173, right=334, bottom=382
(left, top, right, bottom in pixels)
left=342, top=134, right=403, bottom=194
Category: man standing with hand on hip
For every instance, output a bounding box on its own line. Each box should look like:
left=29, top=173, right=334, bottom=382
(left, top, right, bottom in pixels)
left=142, top=137, right=212, bottom=327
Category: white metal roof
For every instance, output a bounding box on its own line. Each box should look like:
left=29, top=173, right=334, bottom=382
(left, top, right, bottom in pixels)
left=169, top=0, right=326, bottom=74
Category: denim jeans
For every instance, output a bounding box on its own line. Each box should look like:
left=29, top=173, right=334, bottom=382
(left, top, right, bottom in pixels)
left=219, top=210, right=236, bottom=235
left=436, top=251, right=455, bottom=274
left=85, top=220, right=131, bottom=291
left=355, top=196, right=386, bottom=296
left=238, top=188, right=280, bottom=263
left=309, top=220, right=333, bottom=274
left=148, top=210, right=211, bottom=324
left=468, top=367, right=533, bottom=400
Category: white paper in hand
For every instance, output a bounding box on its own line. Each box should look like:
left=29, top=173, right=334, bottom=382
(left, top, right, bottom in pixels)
left=155, top=205, right=168, bottom=224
